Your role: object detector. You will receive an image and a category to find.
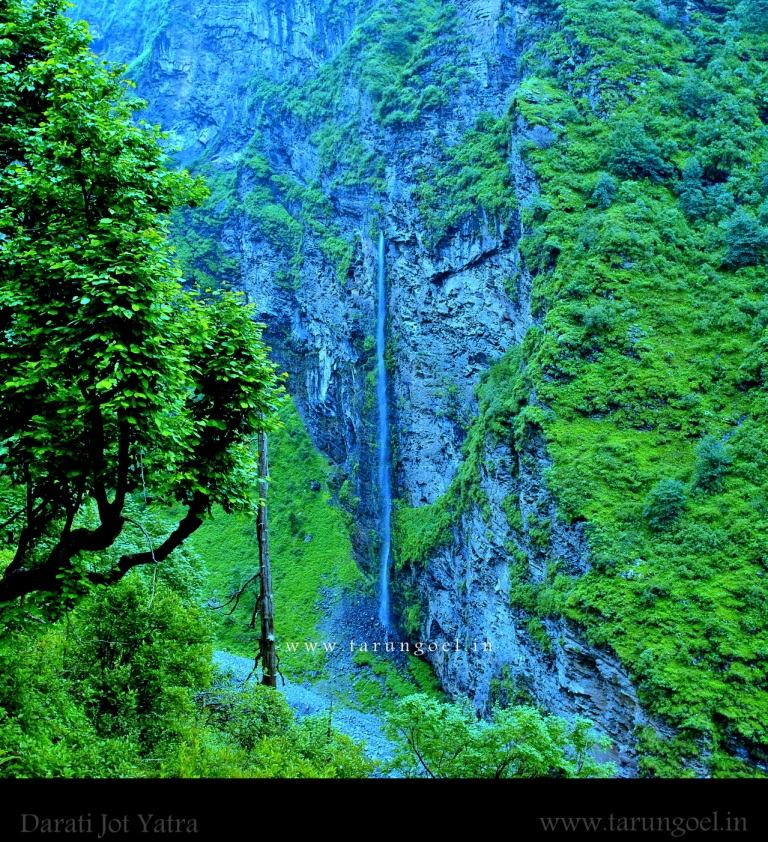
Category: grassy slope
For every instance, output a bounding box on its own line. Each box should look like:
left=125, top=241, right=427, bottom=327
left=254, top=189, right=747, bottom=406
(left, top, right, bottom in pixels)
left=349, top=650, right=444, bottom=713
left=396, top=0, right=768, bottom=776
left=515, top=0, right=768, bottom=777
left=187, top=400, right=363, bottom=679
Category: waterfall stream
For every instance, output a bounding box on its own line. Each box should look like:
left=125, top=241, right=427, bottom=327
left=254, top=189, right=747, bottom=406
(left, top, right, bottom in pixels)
left=376, top=231, right=392, bottom=630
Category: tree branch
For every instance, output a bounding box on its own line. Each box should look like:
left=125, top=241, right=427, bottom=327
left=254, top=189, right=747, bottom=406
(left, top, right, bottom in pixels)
left=89, top=492, right=208, bottom=587
left=0, top=491, right=208, bottom=602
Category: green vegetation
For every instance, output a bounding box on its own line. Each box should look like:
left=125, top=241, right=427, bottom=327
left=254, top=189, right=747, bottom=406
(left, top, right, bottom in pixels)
left=385, top=693, right=614, bottom=778
left=0, top=0, right=284, bottom=607
left=167, top=0, right=465, bottom=293
left=350, top=650, right=442, bottom=712
left=393, top=345, right=532, bottom=570
left=0, top=0, right=366, bottom=780
left=12, top=0, right=768, bottom=783
left=0, top=576, right=371, bottom=778
left=396, top=0, right=768, bottom=776
left=514, top=0, right=768, bottom=776
left=393, top=499, right=454, bottom=570
left=271, top=0, right=463, bottom=131
left=417, top=113, right=517, bottom=245
left=188, top=400, right=362, bottom=678
left=349, top=0, right=464, bottom=127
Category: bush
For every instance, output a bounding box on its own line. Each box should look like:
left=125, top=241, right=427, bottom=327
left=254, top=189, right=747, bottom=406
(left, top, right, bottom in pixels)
left=642, top=479, right=687, bottom=530
left=0, top=629, right=140, bottom=777
left=607, top=122, right=673, bottom=184
left=692, top=436, right=731, bottom=492
left=386, top=694, right=614, bottom=778
left=581, top=303, right=616, bottom=336
left=592, top=173, right=618, bottom=209
left=66, top=578, right=213, bottom=753
left=677, top=158, right=707, bottom=219
left=205, top=686, right=294, bottom=752
left=722, top=209, right=768, bottom=268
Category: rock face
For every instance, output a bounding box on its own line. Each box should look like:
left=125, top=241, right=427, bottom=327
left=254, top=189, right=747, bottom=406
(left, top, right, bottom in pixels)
left=73, top=0, right=654, bottom=773
left=412, top=435, right=657, bottom=774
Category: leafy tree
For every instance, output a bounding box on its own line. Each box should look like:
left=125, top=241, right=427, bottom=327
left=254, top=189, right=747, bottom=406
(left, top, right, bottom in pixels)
left=607, top=121, right=673, bottom=184
left=386, top=693, right=613, bottom=778
left=0, top=621, right=140, bottom=777
left=677, top=157, right=707, bottom=219
left=66, top=578, right=212, bottom=752
left=722, top=208, right=768, bottom=268
left=642, top=479, right=687, bottom=530
left=692, top=436, right=731, bottom=492
left=0, top=0, right=284, bottom=606
left=592, top=172, right=618, bottom=210
left=0, top=577, right=373, bottom=778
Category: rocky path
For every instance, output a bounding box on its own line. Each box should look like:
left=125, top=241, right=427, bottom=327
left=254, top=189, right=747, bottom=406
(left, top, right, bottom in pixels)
left=213, top=650, right=397, bottom=773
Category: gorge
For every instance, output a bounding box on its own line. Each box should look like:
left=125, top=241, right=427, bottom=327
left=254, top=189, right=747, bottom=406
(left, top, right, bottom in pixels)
left=53, top=0, right=768, bottom=778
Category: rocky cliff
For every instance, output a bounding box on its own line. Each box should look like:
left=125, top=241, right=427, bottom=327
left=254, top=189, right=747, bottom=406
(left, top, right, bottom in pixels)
left=71, top=0, right=663, bottom=774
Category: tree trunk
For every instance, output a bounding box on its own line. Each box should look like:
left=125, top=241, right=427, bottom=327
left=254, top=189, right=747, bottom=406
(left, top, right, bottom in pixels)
left=256, top=431, right=277, bottom=687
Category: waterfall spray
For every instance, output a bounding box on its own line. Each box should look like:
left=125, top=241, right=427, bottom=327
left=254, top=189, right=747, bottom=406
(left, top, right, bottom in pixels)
left=376, top=231, right=392, bottom=630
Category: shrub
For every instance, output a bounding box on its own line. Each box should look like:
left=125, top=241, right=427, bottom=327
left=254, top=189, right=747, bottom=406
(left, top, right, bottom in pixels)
left=722, top=209, right=768, bottom=268
left=692, top=436, right=731, bottom=492
left=203, top=686, right=296, bottom=752
left=592, top=173, right=618, bottom=209
left=607, top=122, right=673, bottom=183
left=581, top=303, right=616, bottom=336
left=66, top=578, right=213, bottom=752
left=642, top=479, right=687, bottom=530
left=677, top=158, right=708, bottom=219
left=386, top=694, right=614, bottom=778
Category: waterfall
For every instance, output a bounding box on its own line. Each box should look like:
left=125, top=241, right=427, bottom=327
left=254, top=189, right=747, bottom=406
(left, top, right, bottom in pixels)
left=376, top=231, right=392, bottom=631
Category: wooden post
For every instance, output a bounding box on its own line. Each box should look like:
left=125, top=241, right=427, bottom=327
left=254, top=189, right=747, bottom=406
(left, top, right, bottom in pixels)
left=256, top=430, right=277, bottom=687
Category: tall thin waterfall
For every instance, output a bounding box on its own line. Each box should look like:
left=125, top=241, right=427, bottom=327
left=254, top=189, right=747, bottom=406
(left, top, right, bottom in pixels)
left=375, top=231, right=392, bottom=630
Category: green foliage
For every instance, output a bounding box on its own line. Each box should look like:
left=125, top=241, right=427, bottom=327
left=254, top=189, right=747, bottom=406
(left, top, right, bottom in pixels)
left=723, top=208, right=768, bottom=268
left=66, top=578, right=213, bottom=751
left=0, top=624, right=139, bottom=777
left=692, top=436, right=731, bottom=492
left=642, top=479, right=687, bottom=531
left=393, top=498, right=453, bottom=569
left=606, top=120, right=674, bottom=183
left=430, top=0, right=768, bottom=775
left=353, top=0, right=463, bottom=126
left=677, top=158, right=708, bottom=220
left=417, top=113, right=515, bottom=244
left=187, top=400, right=362, bottom=678
left=319, top=234, right=355, bottom=285
left=170, top=219, right=240, bottom=291
left=244, top=200, right=303, bottom=257
left=0, top=571, right=371, bottom=778
left=386, top=694, right=614, bottom=778
left=350, top=651, right=442, bottom=713
left=204, top=685, right=294, bottom=752
left=517, top=0, right=768, bottom=774
left=592, top=172, right=618, bottom=209
left=0, top=0, right=284, bottom=606
left=740, top=0, right=768, bottom=33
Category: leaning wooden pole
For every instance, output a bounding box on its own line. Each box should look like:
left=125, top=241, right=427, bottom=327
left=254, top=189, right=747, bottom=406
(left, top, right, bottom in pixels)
left=256, top=430, right=277, bottom=687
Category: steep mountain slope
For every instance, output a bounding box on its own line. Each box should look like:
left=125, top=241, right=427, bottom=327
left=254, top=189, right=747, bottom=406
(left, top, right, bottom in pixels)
left=71, top=0, right=768, bottom=776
